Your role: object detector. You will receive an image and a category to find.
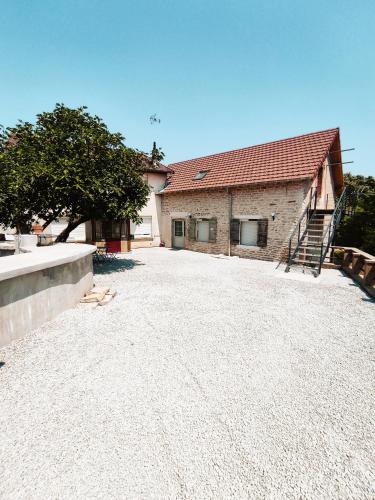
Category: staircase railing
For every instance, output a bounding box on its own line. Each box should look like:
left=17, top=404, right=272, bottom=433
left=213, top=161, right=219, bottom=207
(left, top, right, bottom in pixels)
left=317, top=186, right=348, bottom=275
left=285, top=187, right=317, bottom=271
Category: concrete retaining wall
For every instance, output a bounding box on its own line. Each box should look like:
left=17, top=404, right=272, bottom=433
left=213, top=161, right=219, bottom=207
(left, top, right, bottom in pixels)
left=0, top=244, right=95, bottom=347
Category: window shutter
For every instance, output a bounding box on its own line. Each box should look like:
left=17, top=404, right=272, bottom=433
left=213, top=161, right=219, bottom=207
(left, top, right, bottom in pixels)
left=230, top=219, right=240, bottom=244
left=257, top=219, right=268, bottom=247
left=208, top=218, right=217, bottom=242
left=188, top=218, right=197, bottom=241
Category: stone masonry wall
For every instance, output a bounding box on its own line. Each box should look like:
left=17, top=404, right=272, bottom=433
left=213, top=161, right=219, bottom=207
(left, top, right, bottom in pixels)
left=160, top=180, right=310, bottom=261
left=160, top=189, right=229, bottom=255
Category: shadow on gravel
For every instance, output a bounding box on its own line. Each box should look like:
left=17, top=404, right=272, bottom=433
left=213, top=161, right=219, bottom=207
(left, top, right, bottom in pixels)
left=361, top=297, right=375, bottom=303
left=0, top=362, right=5, bottom=369
left=94, top=259, right=144, bottom=275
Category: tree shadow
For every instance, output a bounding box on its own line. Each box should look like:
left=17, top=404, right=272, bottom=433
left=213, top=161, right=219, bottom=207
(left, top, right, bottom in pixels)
left=361, top=296, right=375, bottom=303
left=94, top=258, right=144, bottom=275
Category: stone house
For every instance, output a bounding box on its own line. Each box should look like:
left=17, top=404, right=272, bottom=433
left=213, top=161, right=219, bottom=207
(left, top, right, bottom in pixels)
left=158, top=128, right=344, bottom=261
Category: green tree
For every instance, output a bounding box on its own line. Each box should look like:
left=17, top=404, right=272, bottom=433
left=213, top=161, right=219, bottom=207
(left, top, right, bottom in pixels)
left=0, top=104, right=149, bottom=241
left=335, top=173, right=375, bottom=254
left=150, top=141, right=165, bottom=165
left=0, top=124, right=43, bottom=233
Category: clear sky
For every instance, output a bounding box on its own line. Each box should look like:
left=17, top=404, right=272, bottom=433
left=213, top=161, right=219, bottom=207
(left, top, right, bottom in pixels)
left=0, top=0, right=374, bottom=175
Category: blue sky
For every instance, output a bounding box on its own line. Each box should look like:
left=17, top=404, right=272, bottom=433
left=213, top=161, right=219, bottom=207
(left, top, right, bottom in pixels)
left=0, top=0, right=374, bottom=175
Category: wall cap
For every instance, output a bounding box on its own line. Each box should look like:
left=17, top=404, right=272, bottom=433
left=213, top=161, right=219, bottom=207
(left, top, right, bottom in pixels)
left=0, top=243, right=96, bottom=283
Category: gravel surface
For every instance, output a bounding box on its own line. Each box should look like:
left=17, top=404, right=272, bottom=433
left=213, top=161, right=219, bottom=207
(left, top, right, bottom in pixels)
left=0, top=248, right=374, bottom=499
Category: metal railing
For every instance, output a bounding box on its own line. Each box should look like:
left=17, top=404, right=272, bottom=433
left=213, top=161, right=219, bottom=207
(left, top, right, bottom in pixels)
left=317, top=187, right=348, bottom=274
left=286, top=187, right=317, bottom=269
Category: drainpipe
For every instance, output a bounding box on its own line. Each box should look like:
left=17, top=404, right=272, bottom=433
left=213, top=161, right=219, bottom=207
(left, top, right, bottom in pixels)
left=227, top=187, right=232, bottom=256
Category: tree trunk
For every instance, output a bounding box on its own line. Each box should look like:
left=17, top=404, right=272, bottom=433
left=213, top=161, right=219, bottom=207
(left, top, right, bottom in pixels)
left=42, top=212, right=60, bottom=230
left=55, top=217, right=89, bottom=243
left=15, top=224, right=21, bottom=254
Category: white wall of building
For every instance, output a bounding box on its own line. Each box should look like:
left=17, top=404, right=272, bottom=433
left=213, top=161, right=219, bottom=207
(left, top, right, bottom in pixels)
left=131, top=172, right=167, bottom=248
left=45, top=218, right=87, bottom=242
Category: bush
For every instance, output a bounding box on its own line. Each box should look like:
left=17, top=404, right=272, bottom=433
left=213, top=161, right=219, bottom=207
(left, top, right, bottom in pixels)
left=333, top=248, right=344, bottom=264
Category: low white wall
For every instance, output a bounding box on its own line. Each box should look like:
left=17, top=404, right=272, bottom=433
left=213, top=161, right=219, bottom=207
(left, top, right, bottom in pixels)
left=20, top=234, right=38, bottom=247
left=0, top=244, right=95, bottom=347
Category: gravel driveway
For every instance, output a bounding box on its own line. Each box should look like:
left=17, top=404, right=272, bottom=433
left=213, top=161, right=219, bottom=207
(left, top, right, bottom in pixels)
left=0, top=248, right=374, bottom=499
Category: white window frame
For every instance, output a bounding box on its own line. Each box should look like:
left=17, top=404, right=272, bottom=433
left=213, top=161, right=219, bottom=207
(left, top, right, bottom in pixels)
left=196, top=219, right=210, bottom=243
left=239, top=219, right=259, bottom=248
left=131, top=216, right=152, bottom=239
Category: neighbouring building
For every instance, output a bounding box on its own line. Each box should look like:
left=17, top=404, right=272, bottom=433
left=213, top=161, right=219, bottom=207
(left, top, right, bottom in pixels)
left=41, top=159, right=173, bottom=252
left=159, top=128, right=344, bottom=262
left=130, top=161, right=173, bottom=248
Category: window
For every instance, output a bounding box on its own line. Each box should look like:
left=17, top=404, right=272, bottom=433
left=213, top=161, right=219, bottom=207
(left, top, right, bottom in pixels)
left=188, top=218, right=217, bottom=242
left=193, top=170, right=209, bottom=180
left=174, top=220, right=184, bottom=237
left=240, top=221, right=258, bottom=246
left=131, top=216, right=152, bottom=238
left=230, top=218, right=268, bottom=247
left=197, top=220, right=210, bottom=242
left=94, top=220, right=127, bottom=241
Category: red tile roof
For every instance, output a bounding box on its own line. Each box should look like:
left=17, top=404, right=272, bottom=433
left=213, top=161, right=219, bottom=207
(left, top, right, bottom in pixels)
left=164, top=128, right=339, bottom=193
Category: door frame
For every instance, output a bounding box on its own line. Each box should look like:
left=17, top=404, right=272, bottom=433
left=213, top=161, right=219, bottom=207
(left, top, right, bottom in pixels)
left=172, top=219, right=185, bottom=248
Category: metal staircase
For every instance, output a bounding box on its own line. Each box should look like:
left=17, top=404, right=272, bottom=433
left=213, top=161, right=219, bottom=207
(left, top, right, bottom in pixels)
left=285, top=186, right=350, bottom=276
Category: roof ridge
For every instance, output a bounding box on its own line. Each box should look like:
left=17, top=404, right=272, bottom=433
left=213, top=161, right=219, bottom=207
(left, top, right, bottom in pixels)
left=168, top=127, right=339, bottom=167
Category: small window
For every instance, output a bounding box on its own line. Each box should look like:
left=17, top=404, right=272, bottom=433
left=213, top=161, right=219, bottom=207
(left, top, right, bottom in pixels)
left=193, top=170, right=209, bottom=180
left=174, top=220, right=184, bottom=237
left=240, top=220, right=258, bottom=246
left=197, top=220, right=210, bottom=242
left=131, top=216, right=152, bottom=238
left=95, top=220, right=125, bottom=241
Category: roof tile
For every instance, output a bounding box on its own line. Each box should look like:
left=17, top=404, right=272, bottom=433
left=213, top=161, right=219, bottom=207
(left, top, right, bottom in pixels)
left=164, top=128, right=339, bottom=192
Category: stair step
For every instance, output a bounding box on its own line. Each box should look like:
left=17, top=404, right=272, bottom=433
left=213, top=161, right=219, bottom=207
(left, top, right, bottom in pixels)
left=291, top=258, right=319, bottom=266
left=306, top=228, right=329, bottom=233
left=297, top=247, right=320, bottom=256
left=294, top=251, right=321, bottom=258
left=297, top=254, right=322, bottom=258
left=292, top=255, right=320, bottom=261
left=298, top=245, right=323, bottom=249
left=308, top=223, right=331, bottom=227
left=314, top=209, right=334, bottom=215
left=308, top=220, right=331, bottom=224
